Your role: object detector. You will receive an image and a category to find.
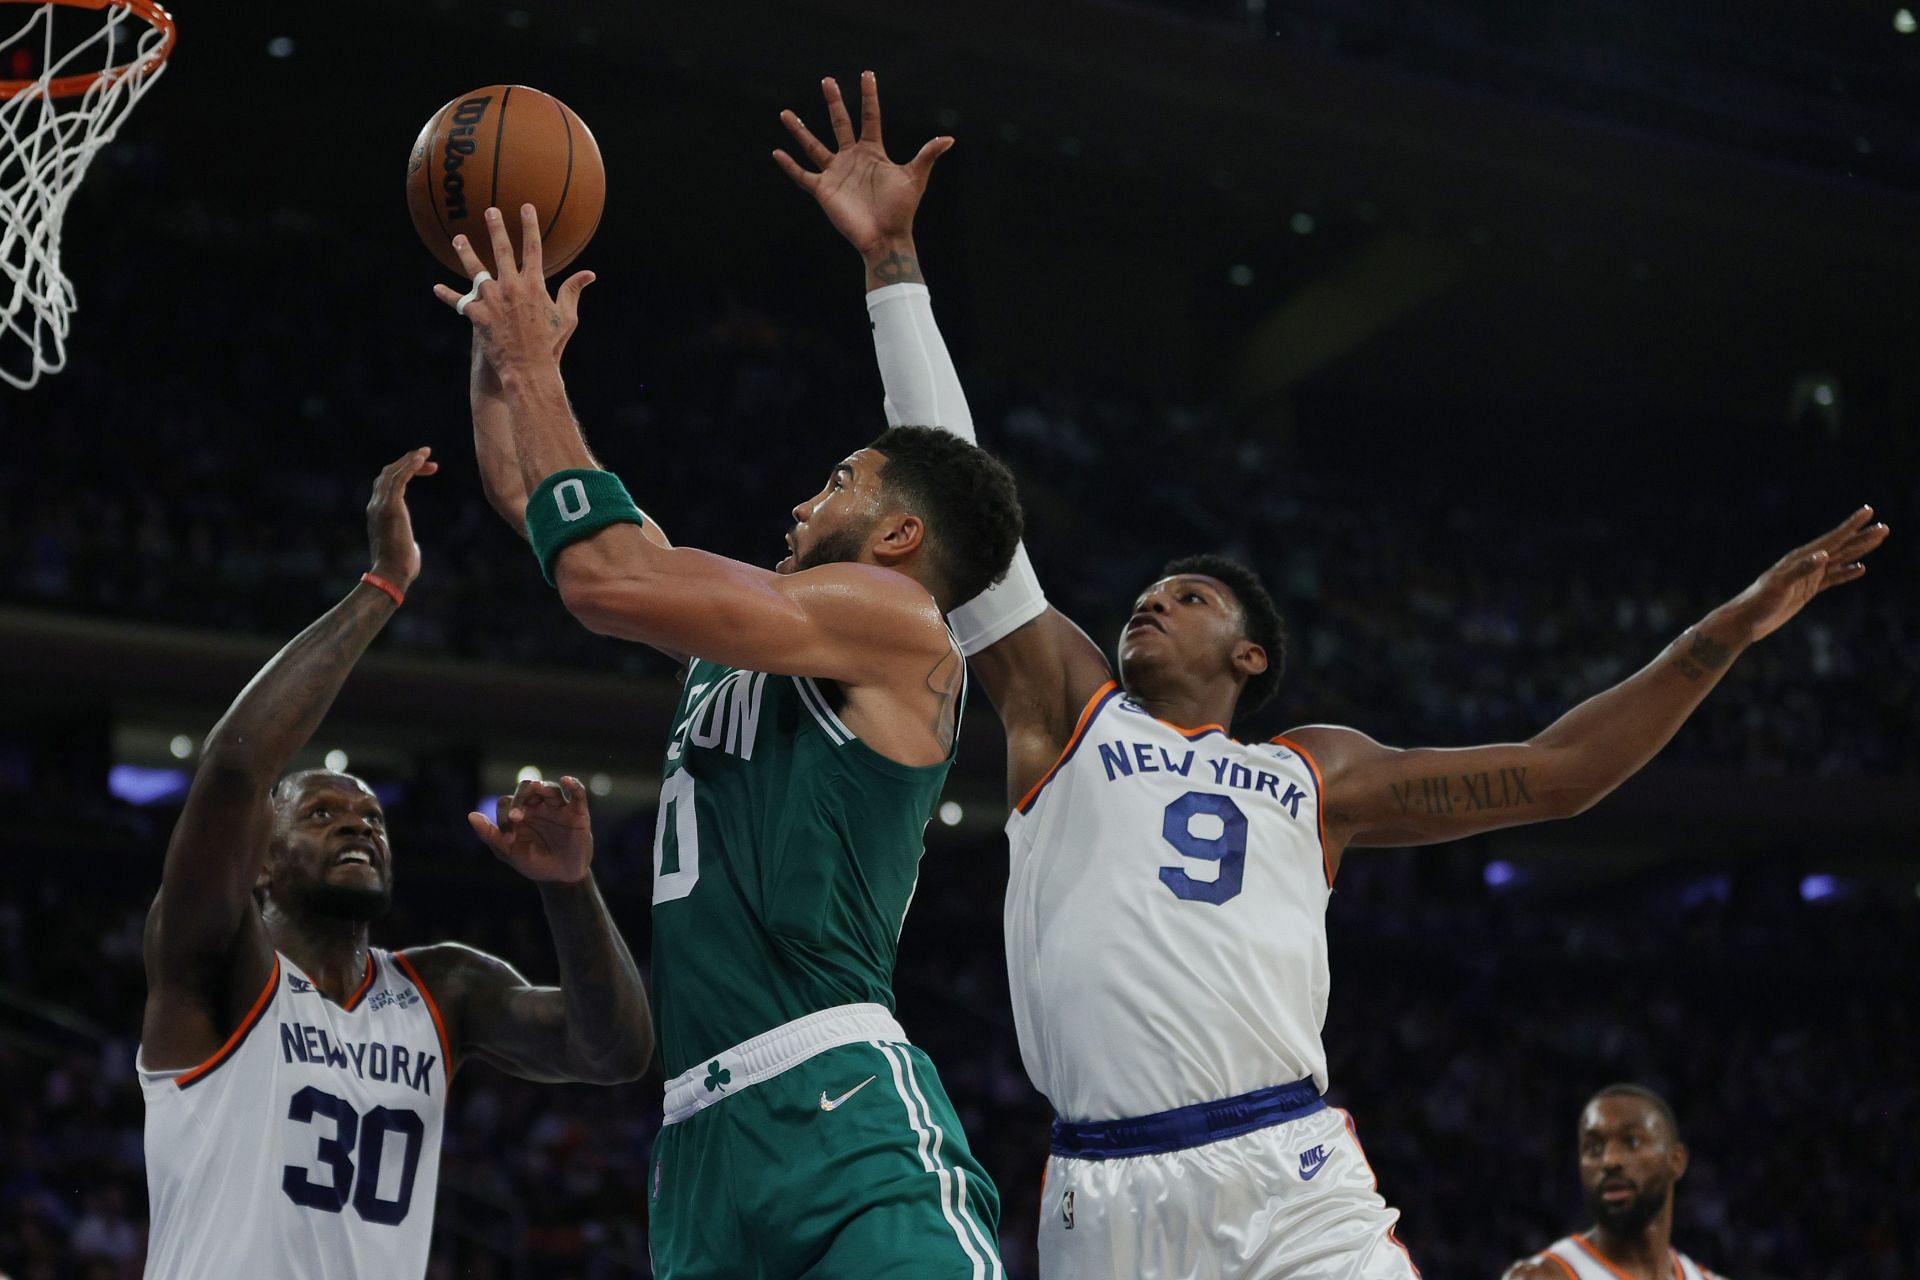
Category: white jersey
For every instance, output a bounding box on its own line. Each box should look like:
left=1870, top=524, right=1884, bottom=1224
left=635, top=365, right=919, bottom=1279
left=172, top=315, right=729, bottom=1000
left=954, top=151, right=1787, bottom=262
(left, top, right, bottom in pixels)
left=1005, top=682, right=1333, bottom=1122
left=140, top=949, right=451, bottom=1280
left=1537, top=1235, right=1724, bottom=1280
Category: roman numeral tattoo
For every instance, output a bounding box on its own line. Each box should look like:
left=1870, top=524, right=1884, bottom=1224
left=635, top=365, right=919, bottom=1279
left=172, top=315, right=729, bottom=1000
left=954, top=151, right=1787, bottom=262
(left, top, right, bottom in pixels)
left=1389, top=766, right=1535, bottom=816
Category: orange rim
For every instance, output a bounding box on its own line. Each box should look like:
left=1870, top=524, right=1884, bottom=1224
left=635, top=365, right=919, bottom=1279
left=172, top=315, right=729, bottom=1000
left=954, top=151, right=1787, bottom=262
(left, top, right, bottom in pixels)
left=0, top=0, right=175, bottom=100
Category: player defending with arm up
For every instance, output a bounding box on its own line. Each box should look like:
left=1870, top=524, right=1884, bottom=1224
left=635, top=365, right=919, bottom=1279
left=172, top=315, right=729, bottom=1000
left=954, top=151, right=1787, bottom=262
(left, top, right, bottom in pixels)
left=139, top=450, right=651, bottom=1280
left=778, top=71, right=1889, bottom=1280
left=439, top=207, right=1022, bottom=1278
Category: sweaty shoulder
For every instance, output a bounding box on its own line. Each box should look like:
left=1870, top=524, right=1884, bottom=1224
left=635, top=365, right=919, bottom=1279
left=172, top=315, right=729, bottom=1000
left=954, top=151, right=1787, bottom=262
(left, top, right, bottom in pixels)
left=792, top=561, right=951, bottom=657
left=1501, top=1258, right=1572, bottom=1280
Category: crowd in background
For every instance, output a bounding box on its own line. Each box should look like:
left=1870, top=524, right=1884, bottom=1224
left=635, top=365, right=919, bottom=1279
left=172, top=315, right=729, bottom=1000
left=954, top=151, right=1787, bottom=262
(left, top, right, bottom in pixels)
left=4, top=164, right=1916, bottom=1279
left=1, top=765, right=1914, bottom=1279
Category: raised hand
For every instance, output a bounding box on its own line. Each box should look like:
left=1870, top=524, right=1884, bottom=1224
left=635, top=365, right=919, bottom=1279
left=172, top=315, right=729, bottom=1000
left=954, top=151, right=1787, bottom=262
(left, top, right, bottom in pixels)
left=468, top=775, right=594, bottom=884
left=434, top=204, right=594, bottom=379
left=773, top=70, right=952, bottom=273
left=1723, top=505, right=1890, bottom=644
left=367, top=447, right=438, bottom=590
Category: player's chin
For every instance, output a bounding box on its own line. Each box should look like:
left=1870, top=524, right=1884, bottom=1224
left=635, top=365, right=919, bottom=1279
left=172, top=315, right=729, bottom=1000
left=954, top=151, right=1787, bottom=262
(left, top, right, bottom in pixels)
left=307, top=878, right=394, bottom=922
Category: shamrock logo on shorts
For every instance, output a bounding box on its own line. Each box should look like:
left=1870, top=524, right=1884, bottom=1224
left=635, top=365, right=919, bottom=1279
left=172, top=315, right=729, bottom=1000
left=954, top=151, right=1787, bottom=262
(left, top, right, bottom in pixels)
left=703, top=1059, right=731, bottom=1093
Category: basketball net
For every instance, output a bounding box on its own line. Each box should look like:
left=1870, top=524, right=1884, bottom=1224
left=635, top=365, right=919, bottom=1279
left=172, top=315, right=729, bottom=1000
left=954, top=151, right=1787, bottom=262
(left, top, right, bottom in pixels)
left=0, top=0, right=174, bottom=389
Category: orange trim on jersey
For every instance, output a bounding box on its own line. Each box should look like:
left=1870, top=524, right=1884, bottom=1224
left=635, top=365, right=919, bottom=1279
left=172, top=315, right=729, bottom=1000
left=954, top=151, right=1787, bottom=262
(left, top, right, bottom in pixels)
left=1337, top=1109, right=1422, bottom=1278
left=393, top=950, right=453, bottom=1083
left=1571, top=1234, right=1680, bottom=1280
left=1015, top=680, right=1120, bottom=814
left=175, top=955, right=280, bottom=1090
left=1269, top=735, right=1334, bottom=887
left=339, top=953, right=377, bottom=1012
left=1539, top=1253, right=1579, bottom=1280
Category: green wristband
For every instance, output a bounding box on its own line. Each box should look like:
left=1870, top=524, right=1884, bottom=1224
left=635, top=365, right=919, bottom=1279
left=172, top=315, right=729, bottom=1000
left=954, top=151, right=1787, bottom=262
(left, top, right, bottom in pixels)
left=526, top=469, right=646, bottom=585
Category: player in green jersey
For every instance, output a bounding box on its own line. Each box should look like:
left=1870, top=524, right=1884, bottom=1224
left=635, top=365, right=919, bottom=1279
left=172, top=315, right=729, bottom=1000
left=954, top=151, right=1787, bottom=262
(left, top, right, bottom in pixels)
left=438, top=206, right=1022, bottom=1278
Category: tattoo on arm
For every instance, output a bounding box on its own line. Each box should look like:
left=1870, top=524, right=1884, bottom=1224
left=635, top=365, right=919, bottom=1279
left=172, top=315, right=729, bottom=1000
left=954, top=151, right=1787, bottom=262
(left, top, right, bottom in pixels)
left=871, top=251, right=924, bottom=286
left=1673, top=632, right=1732, bottom=683
left=1389, top=766, right=1535, bottom=817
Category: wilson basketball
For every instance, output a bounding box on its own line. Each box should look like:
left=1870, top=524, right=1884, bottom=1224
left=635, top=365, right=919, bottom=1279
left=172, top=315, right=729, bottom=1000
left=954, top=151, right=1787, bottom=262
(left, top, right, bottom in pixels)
left=406, top=85, right=605, bottom=277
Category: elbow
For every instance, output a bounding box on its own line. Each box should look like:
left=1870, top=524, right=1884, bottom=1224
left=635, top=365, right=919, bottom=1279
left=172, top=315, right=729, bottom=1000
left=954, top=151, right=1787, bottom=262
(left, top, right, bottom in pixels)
left=556, top=571, right=626, bottom=638
left=578, top=1036, right=654, bottom=1086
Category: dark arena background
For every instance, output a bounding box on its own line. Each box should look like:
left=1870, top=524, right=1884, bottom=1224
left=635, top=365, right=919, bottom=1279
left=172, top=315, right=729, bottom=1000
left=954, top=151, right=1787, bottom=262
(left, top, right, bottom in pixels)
left=3, top=0, right=1917, bottom=1276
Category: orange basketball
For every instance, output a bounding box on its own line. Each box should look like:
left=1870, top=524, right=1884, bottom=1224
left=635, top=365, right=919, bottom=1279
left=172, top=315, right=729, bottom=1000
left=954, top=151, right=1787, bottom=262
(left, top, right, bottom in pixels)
left=406, top=85, right=605, bottom=278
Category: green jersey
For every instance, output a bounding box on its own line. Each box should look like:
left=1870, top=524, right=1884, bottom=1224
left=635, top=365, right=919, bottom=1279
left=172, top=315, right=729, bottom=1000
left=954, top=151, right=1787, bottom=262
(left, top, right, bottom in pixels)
left=650, top=657, right=956, bottom=1079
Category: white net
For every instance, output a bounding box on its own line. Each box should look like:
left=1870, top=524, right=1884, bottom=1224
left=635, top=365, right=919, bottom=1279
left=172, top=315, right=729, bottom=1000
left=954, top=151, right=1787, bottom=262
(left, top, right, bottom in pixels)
left=0, top=1, right=172, bottom=389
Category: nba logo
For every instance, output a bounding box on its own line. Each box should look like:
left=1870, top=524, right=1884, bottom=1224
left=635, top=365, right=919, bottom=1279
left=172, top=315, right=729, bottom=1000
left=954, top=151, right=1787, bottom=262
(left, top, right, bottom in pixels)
left=1061, top=1189, right=1075, bottom=1229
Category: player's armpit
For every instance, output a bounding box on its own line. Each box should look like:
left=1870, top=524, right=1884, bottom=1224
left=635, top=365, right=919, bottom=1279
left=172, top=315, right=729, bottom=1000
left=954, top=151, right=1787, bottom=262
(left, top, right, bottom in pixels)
left=1283, top=724, right=1587, bottom=856
left=555, top=528, right=949, bottom=685
left=967, top=607, right=1115, bottom=809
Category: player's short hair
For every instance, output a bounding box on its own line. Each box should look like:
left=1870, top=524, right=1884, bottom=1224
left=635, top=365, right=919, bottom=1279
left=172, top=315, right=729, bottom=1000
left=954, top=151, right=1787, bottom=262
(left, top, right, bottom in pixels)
left=868, top=426, right=1024, bottom=611
left=1590, top=1083, right=1682, bottom=1144
left=1161, top=553, right=1287, bottom=719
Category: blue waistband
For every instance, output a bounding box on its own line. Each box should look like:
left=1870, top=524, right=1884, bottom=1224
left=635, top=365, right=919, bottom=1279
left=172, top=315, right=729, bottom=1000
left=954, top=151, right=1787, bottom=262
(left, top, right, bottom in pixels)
left=1050, top=1078, right=1325, bottom=1160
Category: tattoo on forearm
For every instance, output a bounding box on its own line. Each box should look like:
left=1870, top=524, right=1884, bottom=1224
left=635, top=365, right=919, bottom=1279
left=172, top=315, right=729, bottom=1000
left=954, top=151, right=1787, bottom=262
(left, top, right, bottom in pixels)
left=1673, top=632, right=1732, bottom=683
left=871, top=251, right=923, bottom=286
left=1389, top=766, right=1534, bottom=817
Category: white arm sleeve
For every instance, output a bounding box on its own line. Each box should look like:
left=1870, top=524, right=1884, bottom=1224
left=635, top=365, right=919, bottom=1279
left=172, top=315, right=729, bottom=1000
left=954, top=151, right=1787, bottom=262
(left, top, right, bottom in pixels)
left=867, top=282, right=1048, bottom=655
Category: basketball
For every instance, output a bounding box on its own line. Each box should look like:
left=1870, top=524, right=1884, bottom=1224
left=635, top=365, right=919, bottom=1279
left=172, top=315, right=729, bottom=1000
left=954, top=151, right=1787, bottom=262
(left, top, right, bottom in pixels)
left=405, top=85, right=605, bottom=278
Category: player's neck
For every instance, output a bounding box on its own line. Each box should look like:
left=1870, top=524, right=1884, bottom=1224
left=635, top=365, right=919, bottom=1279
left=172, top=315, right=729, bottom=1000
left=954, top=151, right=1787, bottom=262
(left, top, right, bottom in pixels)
left=263, top=908, right=374, bottom=1003
left=1588, top=1212, right=1674, bottom=1279
left=1129, top=685, right=1239, bottom=737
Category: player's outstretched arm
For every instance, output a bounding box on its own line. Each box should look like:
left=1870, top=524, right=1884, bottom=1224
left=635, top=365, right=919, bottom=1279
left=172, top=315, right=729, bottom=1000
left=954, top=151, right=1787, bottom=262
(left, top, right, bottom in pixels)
left=141, top=450, right=437, bottom=1068
left=1287, top=508, right=1889, bottom=869
left=776, top=71, right=1113, bottom=806
left=439, top=203, right=953, bottom=683
left=402, top=778, right=652, bottom=1084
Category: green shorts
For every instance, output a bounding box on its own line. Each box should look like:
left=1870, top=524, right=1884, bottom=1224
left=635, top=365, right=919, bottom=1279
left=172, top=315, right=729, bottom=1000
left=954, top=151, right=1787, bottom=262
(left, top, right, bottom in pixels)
left=649, top=1038, right=1004, bottom=1279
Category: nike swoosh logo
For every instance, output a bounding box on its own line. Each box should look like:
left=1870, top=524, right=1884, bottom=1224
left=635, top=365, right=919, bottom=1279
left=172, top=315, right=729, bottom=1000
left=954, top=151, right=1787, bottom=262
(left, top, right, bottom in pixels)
left=819, top=1075, right=878, bottom=1112
left=1300, top=1159, right=1327, bottom=1181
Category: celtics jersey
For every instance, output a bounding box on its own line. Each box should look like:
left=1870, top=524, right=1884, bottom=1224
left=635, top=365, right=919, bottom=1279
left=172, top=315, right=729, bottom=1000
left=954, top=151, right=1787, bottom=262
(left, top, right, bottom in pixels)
left=650, top=657, right=959, bottom=1079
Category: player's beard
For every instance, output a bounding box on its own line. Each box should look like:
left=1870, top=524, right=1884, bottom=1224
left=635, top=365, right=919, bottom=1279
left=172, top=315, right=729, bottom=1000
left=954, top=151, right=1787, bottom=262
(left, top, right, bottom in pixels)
left=794, top=518, right=876, bottom=573
left=1586, top=1177, right=1667, bottom=1235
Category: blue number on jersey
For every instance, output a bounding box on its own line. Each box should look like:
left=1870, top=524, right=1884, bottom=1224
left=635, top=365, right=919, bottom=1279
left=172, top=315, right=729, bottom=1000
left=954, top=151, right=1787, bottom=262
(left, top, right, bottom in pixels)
left=283, top=1086, right=424, bottom=1225
left=1158, top=791, right=1248, bottom=905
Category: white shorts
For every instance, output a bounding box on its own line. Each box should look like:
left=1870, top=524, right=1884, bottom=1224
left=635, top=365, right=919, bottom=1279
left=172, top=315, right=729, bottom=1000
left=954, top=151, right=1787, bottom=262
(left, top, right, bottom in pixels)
left=1037, top=1107, right=1420, bottom=1280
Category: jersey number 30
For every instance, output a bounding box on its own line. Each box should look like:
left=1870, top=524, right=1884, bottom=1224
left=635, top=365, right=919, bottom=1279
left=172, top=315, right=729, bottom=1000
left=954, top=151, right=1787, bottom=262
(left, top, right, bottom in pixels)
left=1159, top=791, right=1248, bottom=905
left=282, top=1086, right=425, bottom=1225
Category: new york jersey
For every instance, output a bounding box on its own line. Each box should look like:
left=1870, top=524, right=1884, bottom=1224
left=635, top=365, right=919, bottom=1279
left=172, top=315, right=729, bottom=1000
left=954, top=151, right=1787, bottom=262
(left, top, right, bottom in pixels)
left=649, top=657, right=958, bottom=1079
left=140, top=949, right=450, bottom=1280
left=1005, top=682, right=1334, bottom=1122
left=1536, top=1235, right=1726, bottom=1280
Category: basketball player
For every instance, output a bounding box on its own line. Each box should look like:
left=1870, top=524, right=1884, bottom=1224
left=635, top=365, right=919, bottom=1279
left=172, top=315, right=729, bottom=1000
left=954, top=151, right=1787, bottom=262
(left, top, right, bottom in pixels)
left=1502, top=1086, right=1727, bottom=1280
left=776, top=71, right=1889, bottom=1279
left=139, top=449, right=653, bottom=1279
left=440, top=208, right=1021, bottom=1277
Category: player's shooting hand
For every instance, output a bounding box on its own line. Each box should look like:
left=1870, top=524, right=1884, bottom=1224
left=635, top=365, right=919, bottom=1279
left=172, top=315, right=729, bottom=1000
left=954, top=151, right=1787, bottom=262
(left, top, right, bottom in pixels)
left=434, top=204, right=594, bottom=378
left=367, top=447, right=438, bottom=590
left=773, top=70, right=952, bottom=263
left=467, top=775, right=594, bottom=884
left=1720, top=505, right=1889, bottom=644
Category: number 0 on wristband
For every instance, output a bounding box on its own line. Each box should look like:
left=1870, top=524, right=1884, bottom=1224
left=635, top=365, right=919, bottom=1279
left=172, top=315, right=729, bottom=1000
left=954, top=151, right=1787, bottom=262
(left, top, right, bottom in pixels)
left=527, top=469, right=647, bottom=584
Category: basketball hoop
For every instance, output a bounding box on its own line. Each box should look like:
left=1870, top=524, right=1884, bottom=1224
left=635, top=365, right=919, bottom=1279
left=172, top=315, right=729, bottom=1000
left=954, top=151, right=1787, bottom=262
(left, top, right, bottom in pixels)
left=0, top=0, right=175, bottom=389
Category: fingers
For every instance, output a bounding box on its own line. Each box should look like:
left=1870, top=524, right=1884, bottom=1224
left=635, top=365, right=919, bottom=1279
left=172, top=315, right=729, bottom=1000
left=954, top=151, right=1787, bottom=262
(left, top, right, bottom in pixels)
left=1821, top=561, right=1869, bottom=589
left=822, top=76, right=856, bottom=149
left=908, top=135, right=954, bottom=182
left=1831, top=521, right=1890, bottom=565
left=779, top=109, right=835, bottom=168
left=555, top=271, right=595, bottom=320
left=771, top=147, right=820, bottom=191
left=859, top=69, right=883, bottom=147
left=484, top=206, right=518, bottom=276
left=466, top=811, right=512, bottom=858
left=1797, top=504, right=1874, bottom=558
left=451, top=232, right=489, bottom=279
left=518, top=202, right=543, bottom=278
